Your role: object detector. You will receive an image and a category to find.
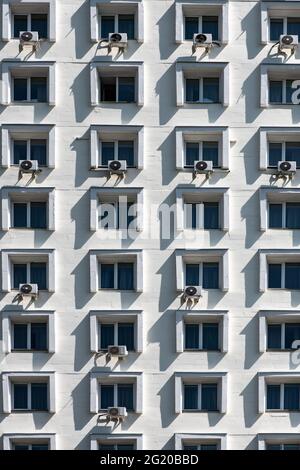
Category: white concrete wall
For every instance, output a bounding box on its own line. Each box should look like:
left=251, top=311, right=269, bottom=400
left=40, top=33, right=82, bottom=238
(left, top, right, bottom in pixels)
left=1, top=0, right=300, bottom=450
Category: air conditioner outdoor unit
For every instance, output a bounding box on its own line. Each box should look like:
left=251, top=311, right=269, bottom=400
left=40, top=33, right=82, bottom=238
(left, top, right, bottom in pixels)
left=193, top=33, right=213, bottom=47
left=107, top=345, right=128, bottom=357
left=108, top=32, right=128, bottom=48
left=108, top=160, right=127, bottom=174
left=19, top=160, right=39, bottom=173
left=183, top=286, right=202, bottom=300
left=194, top=160, right=213, bottom=174
left=280, top=34, right=299, bottom=49
left=19, top=31, right=39, bottom=44
left=107, top=407, right=127, bottom=419
left=277, top=160, right=297, bottom=175
left=19, top=283, right=38, bottom=297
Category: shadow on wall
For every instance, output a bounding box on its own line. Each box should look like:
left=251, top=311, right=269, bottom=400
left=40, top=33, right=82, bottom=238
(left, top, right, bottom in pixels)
left=70, top=65, right=92, bottom=123
left=240, top=2, right=263, bottom=60
left=241, top=65, right=262, bottom=124
left=240, top=190, right=262, bottom=249
left=241, top=374, right=260, bottom=428
left=72, top=254, right=94, bottom=309
left=159, top=130, right=177, bottom=186
left=71, top=133, right=90, bottom=187
left=155, top=64, right=178, bottom=125
left=33, top=411, right=54, bottom=430
left=240, top=314, right=261, bottom=369
left=157, top=3, right=178, bottom=60
left=242, top=252, right=263, bottom=308
left=241, top=132, right=261, bottom=186
left=33, top=229, right=54, bottom=248
left=162, top=436, right=176, bottom=451
left=159, top=189, right=176, bottom=250
left=72, top=314, right=92, bottom=372
left=70, top=0, right=93, bottom=59
left=71, top=190, right=94, bottom=249
left=245, top=436, right=259, bottom=450
left=158, top=374, right=177, bottom=428
left=156, top=253, right=177, bottom=312
left=147, top=310, right=178, bottom=372
left=72, top=373, right=94, bottom=431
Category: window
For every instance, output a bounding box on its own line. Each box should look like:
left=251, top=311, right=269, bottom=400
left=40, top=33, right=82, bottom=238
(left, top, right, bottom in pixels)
left=99, top=199, right=136, bottom=230
left=175, top=434, right=226, bottom=450
left=267, top=323, right=300, bottom=351
left=185, top=322, right=219, bottom=351
left=101, top=141, right=134, bottom=167
left=184, top=16, right=219, bottom=40
left=185, top=262, right=219, bottom=289
left=260, top=65, right=300, bottom=107
left=13, top=442, right=49, bottom=451
left=100, top=322, right=135, bottom=351
left=266, top=443, right=300, bottom=450
left=269, top=80, right=295, bottom=105
left=100, top=76, right=135, bottom=103
left=267, top=383, right=300, bottom=411
left=90, top=434, right=143, bottom=450
left=13, top=382, right=48, bottom=411
left=183, top=383, right=218, bottom=411
left=258, top=434, right=300, bottom=450
left=13, top=139, right=47, bottom=166
left=269, top=202, right=300, bottom=228
left=100, top=263, right=134, bottom=290
left=101, top=14, right=135, bottom=39
left=185, top=77, right=219, bottom=103
left=13, top=262, right=47, bottom=290
left=268, top=262, right=300, bottom=289
left=13, top=322, right=47, bottom=351
left=183, top=443, right=217, bottom=450
left=184, top=201, right=219, bottom=229
left=99, top=443, right=135, bottom=450
left=13, top=201, right=47, bottom=229
left=13, top=77, right=47, bottom=103
left=268, top=141, right=300, bottom=168
left=269, top=17, right=300, bottom=42
left=13, top=13, right=48, bottom=39
left=185, top=141, right=219, bottom=168
left=100, top=383, right=134, bottom=411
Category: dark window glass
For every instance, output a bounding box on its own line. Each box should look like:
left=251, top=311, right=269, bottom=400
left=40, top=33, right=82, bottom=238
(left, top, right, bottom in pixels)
left=101, top=142, right=115, bottom=166
left=101, top=264, right=115, bottom=289
left=30, top=262, right=47, bottom=290
left=268, top=142, right=282, bottom=167
left=31, top=323, right=47, bottom=350
left=201, top=384, right=218, bottom=411
left=201, top=444, right=218, bottom=450
left=269, top=204, right=283, bottom=228
left=270, top=18, right=284, bottom=41
left=14, top=78, right=28, bottom=101
left=13, top=384, right=28, bottom=409
left=101, top=16, right=115, bottom=38
left=186, top=79, right=199, bottom=102
left=14, top=445, right=30, bottom=450
left=185, top=17, right=198, bottom=40
left=203, top=262, right=219, bottom=289
left=185, top=203, right=199, bottom=229
left=30, top=202, right=47, bottom=229
left=118, top=141, right=134, bottom=166
left=31, top=444, right=49, bottom=450
left=183, top=445, right=199, bottom=450
left=185, top=324, right=199, bottom=349
left=118, top=15, right=135, bottom=39
left=31, top=139, right=47, bottom=166
left=101, top=384, right=114, bottom=409
left=204, top=202, right=219, bottom=229
left=13, top=264, right=27, bottom=289
left=284, top=384, right=300, bottom=410
left=285, top=323, right=300, bottom=349
left=184, top=384, right=198, bottom=409
left=13, top=323, right=28, bottom=349
left=100, top=324, right=114, bottom=349
left=203, top=141, right=219, bottom=167
left=125, top=201, right=135, bottom=229
left=185, top=142, right=199, bottom=166
left=284, top=444, right=300, bottom=450
left=267, top=324, right=282, bottom=349
left=203, top=78, right=219, bottom=103
left=117, top=444, right=135, bottom=450
left=99, top=444, right=115, bottom=450
left=268, top=264, right=282, bottom=288
left=13, top=203, right=27, bottom=228
left=286, top=80, right=294, bottom=104
left=286, top=203, right=300, bottom=229
left=118, top=384, right=134, bottom=410
left=286, top=142, right=300, bottom=168
left=269, top=81, right=282, bottom=104
left=202, top=16, right=218, bottom=40
left=267, top=384, right=281, bottom=409
left=31, top=14, right=48, bottom=39
left=202, top=323, right=219, bottom=350
left=118, top=77, right=135, bottom=102
left=186, top=264, right=199, bottom=286
left=266, top=444, right=282, bottom=450
left=13, top=140, right=27, bottom=164
left=31, top=383, right=48, bottom=410
left=287, top=18, right=300, bottom=37
left=30, top=77, right=47, bottom=102
left=101, top=77, right=116, bottom=101
left=118, top=323, right=134, bottom=350
left=118, top=263, right=134, bottom=290
left=13, top=15, right=28, bottom=38
left=285, top=263, right=300, bottom=289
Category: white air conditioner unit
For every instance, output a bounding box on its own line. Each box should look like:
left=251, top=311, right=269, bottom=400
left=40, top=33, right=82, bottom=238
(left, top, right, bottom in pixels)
left=183, top=286, right=202, bottom=300
left=194, top=160, right=213, bottom=174
left=108, top=32, right=128, bottom=48
left=107, top=407, right=127, bottom=419
left=19, top=160, right=39, bottom=173
left=193, top=33, right=213, bottom=47
left=19, top=283, right=38, bottom=296
left=19, top=31, right=39, bottom=44
left=108, top=160, right=127, bottom=174
left=107, top=345, right=128, bottom=357
left=280, top=34, right=299, bottom=49
left=277, top=160, right=297, bottom=175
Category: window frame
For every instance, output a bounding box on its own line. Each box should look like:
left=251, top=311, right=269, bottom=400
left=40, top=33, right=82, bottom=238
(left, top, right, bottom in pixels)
left=259, top=250, right=300, bottom=292
left=13, top=76, right=48, bottom=103
left=260, top=128, right=300, bottom=171
left=260, top=187, right=300, bottom=231
left=185, top=77, right=220, bottom=104
left=99, top=261, right=135, bottom=291
left=12, top=382, right=49, bottom=411
left=99, top=13, right=135, bottom=40
left=12, top=321, right=48, bottom=351
left=11, top=260, right=48, bottom=291
left=260, top=64, right=300, bottom=108
left=261, top=1, right=300, bottom=44
left=258, top=434, right=300, bottom=450
left=12, top=13, right=49, bottom=40
left=90, top=434, right=143, bottom=450
left=259, top=310, right=300, bottom=353
left=99, top=382, right=135, bottom=411
left=184, top=261, right=220, bottom=290
left=3, top=434, right=56, bottom=450
left=175, top=433, right=227, bottom=450
left=258, top=372, right=300, bottom=413
left=183, top=15, right=220, bottom=41
left=12, top=201, right=48, bottom=230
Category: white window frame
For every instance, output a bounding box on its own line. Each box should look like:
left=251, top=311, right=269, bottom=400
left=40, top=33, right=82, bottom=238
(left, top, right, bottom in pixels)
left=258, top=434, right=300, bottom=450
left=90, top=371, right=143, bottom=414
left=259, top=127, right=300, bottom=171
left=89, top=250, right=143, bottom=293
left=90, top=61, right=144, bottom=107
left=176, top=187, right=229, bottom=231
left=175, top=372, right=227, bottom=414
left=90, top=310, right=143, bottom=353
left=175, top=1, right=228, bottom=44
left=2, top=0, right=56, bottom=42
left=99, top=13, right=135, bottom=39
left=175, top=433, right=227, bottom=450
left=2, top=371, right=56, bottom=414
left=1, top=187, right=55, bottom=231
left=12, top=13, right=48, bottom=39
left=260, top=64, right=300, bottom=108
left=12, top=76, right=49, bottom=103
left=3, top=434, right=56, bottom=450
left=183, top=15, right=220, bottom=41
left=258, top=372, right=300, bottom=413
left=99, top=382, right=135, bottom=410
left=99, top=261, right=135, bottom=290
left=90, top=434, right=143, bottom=450
left=260, top=187, right=300, bottom=231
left=11, top=261, right=48, bottom=290
left=268, top=16, right=300, bottom=42
left=259, top=310, right=300, bottom=353
left=1, top=124, right=56, bottom=168
left=90, top=187, right=143, bottom=232
left=182, top=382, right=219, bottom=412
left=12, top=322, right=48, bottom=351
left=176, top=126, right=229, bottom=170
left=183, top=261, right=220, bottom=289
left=90, top=0, right=144, bottom=43
left=1, top=249, right=55, bottom=293
left=2, top=310, right=55, bottom=354
left=12, top=138, right=48, bottom=166
left=261, top=1, right=300, bottom=44
left=12, top=382, right=50, bottom=411
left=185, top=76, right=220, bottom=103
left=1, top=61, right=56, bottom=106
left=269, top=79, right=293, bottom=105
left=176, top=62, right=229, bottom=107
left=259, top=250, right=300, bottom=292
left=176, top=310, right=228, bottom=353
